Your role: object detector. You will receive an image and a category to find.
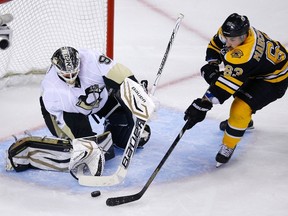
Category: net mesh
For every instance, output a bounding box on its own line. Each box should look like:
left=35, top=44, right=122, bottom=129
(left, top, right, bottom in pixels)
left=0, top=0, right=110, bottom=88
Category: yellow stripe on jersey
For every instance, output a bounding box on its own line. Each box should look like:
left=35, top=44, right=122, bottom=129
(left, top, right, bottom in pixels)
left=215, top=82, right=235, bottom=94
left=225, top=76, right=243, bottom=86
left=215, top=76, right=243, bottom=94
left=261, top=61, right=288, bottom=83
left=207, top=28, right=225, bottom=54
left=208, top=40, right=221, bottom=54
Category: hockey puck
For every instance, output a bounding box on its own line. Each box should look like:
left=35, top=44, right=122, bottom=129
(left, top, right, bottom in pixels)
left=91, top=190, right=101, bottom=197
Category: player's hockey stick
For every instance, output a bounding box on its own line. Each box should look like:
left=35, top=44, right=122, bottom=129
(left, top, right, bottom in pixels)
left=106, top=120, right=191, bottom=206
left=150, top=13, right=184, bottom=96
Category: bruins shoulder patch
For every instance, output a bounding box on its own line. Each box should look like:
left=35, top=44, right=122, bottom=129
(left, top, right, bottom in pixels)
left=230, top=49, right=243, bottom=58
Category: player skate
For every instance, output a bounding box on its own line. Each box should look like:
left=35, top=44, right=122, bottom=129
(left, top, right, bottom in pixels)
left=215, top=144, right=236, bottom=168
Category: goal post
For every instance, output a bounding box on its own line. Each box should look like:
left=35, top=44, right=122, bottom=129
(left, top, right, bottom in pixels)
left=0, top=0, right=114, bottom=89
left=106, top=0, right=114, bottom=59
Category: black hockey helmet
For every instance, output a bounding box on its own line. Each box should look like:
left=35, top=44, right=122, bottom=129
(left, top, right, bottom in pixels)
left=221, top=13, right=250, bottom=37
left=51, top=46, right=80, bottom=85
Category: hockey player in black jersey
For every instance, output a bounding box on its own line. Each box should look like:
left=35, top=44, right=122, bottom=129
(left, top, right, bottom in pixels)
left=184, top=13, right=288, bottom=167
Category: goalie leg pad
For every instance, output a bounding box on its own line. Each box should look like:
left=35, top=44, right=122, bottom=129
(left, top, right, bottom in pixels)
left=7, top=136, right=72, bottom=172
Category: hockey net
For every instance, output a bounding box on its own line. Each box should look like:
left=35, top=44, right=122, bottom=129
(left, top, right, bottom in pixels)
left=0, top=0, right=114, bottom=89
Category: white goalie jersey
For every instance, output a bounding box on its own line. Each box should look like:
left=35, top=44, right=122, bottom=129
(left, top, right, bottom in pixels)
left=41, top=49, right=110, bottom=129
left=41, top=49, right=131, bottom=131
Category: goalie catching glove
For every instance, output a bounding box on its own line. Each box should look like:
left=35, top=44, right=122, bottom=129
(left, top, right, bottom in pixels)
left=69, top=134, right=109, bottom=179
left=6, top=132, right=113, bottom=180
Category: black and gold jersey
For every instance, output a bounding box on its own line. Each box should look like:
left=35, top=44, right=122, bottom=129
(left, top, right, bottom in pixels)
left=205, top=27, right=288, bottom=103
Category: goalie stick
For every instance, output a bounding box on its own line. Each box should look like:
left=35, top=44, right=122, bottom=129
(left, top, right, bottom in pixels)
left=78, top=78, right=155, bottom=186
left=106, top=120, right=192, bottom=206
left=78, top=13, right=184, bottom=187
left=150, top=13, right=184, bottom=96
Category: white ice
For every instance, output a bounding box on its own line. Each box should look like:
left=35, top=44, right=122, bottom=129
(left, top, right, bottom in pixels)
left=1, top=0, right=288, bottom=215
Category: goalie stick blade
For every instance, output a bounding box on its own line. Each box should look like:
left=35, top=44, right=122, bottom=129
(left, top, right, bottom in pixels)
left=106, top=193, right=142, bottom=206
left=78, top=166, right=127, bottom=186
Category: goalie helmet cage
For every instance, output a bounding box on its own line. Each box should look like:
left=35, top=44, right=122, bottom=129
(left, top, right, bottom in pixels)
left=0, top=0, right=114, bottom=89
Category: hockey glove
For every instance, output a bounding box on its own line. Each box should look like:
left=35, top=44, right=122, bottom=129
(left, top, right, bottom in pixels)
left=184, top=98, right=213, bottom=129
left=201, top=63, right=221, bottom=85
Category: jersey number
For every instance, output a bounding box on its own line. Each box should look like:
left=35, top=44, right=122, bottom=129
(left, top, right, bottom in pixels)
left=266, top=41, right=286, bottom=65
left=224, top=65, right=243, bottom=77
left=99, top=55, right=112, bottom=65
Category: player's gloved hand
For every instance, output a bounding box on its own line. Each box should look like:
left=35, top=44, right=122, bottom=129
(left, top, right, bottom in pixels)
left=201, top=63, right=221, bottom=85
left=184, top=98, right=213, bottom=129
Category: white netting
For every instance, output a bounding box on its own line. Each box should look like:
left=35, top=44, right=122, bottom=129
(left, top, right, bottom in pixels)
left=0, top=0, right=112, bottom=89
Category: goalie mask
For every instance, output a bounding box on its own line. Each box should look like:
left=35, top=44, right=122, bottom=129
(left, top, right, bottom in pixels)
left=51, top=46, right=80, bottom=85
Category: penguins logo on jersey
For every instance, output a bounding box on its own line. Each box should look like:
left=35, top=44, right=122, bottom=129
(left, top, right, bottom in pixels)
left=76, top=85, right=105, bottom=110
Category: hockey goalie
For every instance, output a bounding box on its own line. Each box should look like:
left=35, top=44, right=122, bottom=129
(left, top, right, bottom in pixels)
left=6, top=75, right=155, bottom=180
left=6, top=75, right=155, bottom=181
left=6, top=46, right=156, bottom=182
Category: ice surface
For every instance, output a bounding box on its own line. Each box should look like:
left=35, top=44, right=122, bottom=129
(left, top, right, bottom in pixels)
left=0, top=0, right=288, bottom=215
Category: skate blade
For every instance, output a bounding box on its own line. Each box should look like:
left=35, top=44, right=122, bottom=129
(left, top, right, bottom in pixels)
left=5, top=150, right=14, bottom=171
left=216, top=162, right=223, bottom=168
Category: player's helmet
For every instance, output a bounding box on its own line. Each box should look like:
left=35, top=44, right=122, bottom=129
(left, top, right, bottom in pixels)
left=51, top=46, right=80, bottom=85
left=221, top=13, right=250, bottom=37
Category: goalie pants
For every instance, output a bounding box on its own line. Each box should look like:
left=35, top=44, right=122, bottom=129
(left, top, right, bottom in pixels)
left=40, top=97, right=95, bottom=139
left=40, top=96, right=134, bottom=151
left=224, top=78, right=288, bottom=148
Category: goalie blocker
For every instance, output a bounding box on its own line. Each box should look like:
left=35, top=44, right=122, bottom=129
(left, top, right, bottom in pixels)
left=6, top=131, right=113, bottom=179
